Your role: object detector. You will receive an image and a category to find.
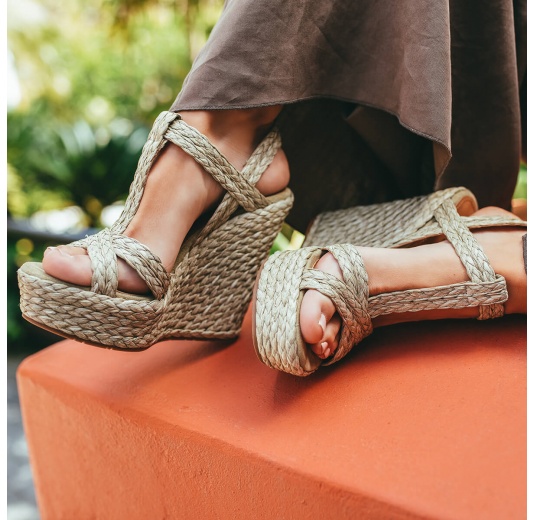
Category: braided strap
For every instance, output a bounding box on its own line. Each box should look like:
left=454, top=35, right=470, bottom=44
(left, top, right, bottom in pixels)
left=299, top=244, right=374, bottom=365
left=368, top=276, right=508, bottom=316
left=112, top=111, right=180, bottom=234
left=295, top=228, right=508, bottom=369
left=86, top=229, right=119, bottom=297
left=432, top=199, right=504, bottom=319
left=73, top=229, right=170, bottom=299
left=111, top=235, right=170, bottom=299
left=241, top=130, right=282, bottom=185
left=195, top=129, right=282, bottom=244
left=398, top=214, right=525, bottom=247
left=165, top=119, right=271, bottom=212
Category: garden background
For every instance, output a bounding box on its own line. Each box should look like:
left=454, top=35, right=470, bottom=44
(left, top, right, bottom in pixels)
left=7, top=0, right=527, bottom=356
left=5, top=1, right=528, bottom=518
left=8, top=0, right=230, bottom=355
left=8, top=1, right=230, bottom=517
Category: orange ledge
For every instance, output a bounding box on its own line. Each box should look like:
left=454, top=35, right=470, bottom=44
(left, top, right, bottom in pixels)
left=17, top=307, right=526, bottom=519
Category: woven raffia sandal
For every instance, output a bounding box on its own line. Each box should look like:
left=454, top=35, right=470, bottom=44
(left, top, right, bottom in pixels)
left=18, top=111, right=294, bottom=349
left=254, top=197, right=526, bottom=376
left=303, top=186, right=521, bottom=248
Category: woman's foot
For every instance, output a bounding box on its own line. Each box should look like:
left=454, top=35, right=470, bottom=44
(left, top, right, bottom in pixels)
left=299, top=207, right=527, bottom=360
left=42, top=107, right=289, bottom=293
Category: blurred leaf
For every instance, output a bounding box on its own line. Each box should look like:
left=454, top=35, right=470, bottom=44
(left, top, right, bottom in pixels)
left=513, top=164, right=527, bottom=200
left=8, top=108, right=151, bottom=225
left=6, top=0, right=224, bottom=352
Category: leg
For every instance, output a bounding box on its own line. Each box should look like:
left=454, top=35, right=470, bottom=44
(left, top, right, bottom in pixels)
left=42, top=107, right=289, bottom=293
left=299, top=208, right=527, bottom=359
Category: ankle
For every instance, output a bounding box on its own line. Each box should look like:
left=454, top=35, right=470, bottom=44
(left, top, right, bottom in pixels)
left=180, top=107, right=282, bottom=168
left=473, top=229, right=527, bottom=314
left=365, top=229, right=526, bottom=328
left=360, top=245, right=460, bottom=297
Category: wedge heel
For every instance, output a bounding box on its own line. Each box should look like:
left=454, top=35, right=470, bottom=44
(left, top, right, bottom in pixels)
left=18, top=111, right=294, bottom=349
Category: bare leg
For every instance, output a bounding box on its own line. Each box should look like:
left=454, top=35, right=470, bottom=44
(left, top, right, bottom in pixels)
left=299, top=207, right=527, bottom=359
left=42, top=107, right=289, bottom=293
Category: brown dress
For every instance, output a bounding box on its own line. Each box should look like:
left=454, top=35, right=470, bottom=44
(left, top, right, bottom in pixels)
left=171, top=0, right=526, bottom=232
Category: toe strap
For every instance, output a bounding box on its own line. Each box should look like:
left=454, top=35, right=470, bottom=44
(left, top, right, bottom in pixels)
left=112, top=235, right=170, bottom=299
left=299, top=244, right=374, bottom=365
left=81, top=229, right=170, bottom=299
left=325, top=243, right=376, bottom=363
left=86, top=229, right=119, bottom=297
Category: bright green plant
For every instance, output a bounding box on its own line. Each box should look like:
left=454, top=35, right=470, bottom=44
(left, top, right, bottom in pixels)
left=8, top=108, right=149, bottom=225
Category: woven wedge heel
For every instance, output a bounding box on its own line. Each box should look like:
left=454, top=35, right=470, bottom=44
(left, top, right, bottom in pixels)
left=18, top=111, right=294, bottom=349
left=254, top=199, right=526, bottom=376
left=304, top=186, right=522, bottom=248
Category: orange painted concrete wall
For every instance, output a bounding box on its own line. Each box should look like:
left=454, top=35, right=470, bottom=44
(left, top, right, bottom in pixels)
left=17, top=308, right=526, bottom=519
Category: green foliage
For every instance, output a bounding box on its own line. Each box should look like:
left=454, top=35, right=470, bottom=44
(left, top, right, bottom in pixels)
left=8, top=0, right=224, bottom=218
left=8, top=106, right=149, bottom=225
left=7, top=236, right=65, bottom=354
left=7, top=0, right=223, bottom=353
left=513, top=163, right=527, bottom=200
left=9, top=0, right=223, bottom=123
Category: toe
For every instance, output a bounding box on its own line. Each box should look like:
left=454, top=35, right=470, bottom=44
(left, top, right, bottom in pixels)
left=42, top=247, right=93, bottom=286
left=300, top=288, right=336, bottom=345
left=310, top=314, right=342, bottom=359
left=300, top=251, right=344, bottom=355
left=43, top=246, right=150, bottom=294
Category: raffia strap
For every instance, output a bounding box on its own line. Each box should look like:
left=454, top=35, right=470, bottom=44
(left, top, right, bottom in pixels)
left=77, top=229, right=170, bottom=299
left=195, top=129, right=282, bottom=244
left=326, top=243, right=375, bottom=362
left=111, top=235, right=170, bottom=299
left=400, top=214, right=525, bottom=246
left=165, top=118, right=270, bottom=213
left=241, top=130, right=282, bottom=185
left=301, top=270, right=371, bottom=337
left=86, top=229, right=119, bottom=297
left=112, top=111, right=180, bottom=234
left=299, top=244, right=374, bottom=364
left=368, top=276, right=508, bottom=316
left=432, top=199, right=504, bottom=319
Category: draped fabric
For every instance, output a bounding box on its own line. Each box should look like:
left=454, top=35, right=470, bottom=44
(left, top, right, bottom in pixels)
left=171, top=0, right=526, bottom=232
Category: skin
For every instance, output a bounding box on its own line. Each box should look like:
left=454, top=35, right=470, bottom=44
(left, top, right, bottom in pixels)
left=300, top=208, right=527, bottom=360
left=42, top=107, right=289, bottom=293
left=41, top=108, right=527, bottom=361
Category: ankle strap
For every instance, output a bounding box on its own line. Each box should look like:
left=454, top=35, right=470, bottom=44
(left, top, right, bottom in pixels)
left=433, top=198, right=504, bottom=319
left=111, top=111, right=282, bottom=237
left=165, top=116, right=275, bottom=212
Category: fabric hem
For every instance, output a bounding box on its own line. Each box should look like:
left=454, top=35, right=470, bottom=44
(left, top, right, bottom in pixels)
left=171, top=93, right=452, bottom=178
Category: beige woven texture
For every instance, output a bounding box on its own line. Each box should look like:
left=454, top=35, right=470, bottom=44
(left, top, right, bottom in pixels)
left=18, top=111, right=294, bottom=348
left=304, top=186, right=521, bottom=248
left=255, top=196, right=526, bottom=376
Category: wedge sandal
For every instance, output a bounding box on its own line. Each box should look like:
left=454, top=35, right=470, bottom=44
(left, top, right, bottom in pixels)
left=18, top=111, right=294, bottom=349
left=304, top=186, right=521, bottom=248
left=254, top=198, right=526, bottom=376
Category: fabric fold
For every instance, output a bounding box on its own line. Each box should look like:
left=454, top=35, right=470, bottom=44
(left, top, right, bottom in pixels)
left=172, top=0, right=526, bottom=232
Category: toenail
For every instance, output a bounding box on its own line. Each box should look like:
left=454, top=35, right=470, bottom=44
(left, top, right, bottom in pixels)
left=319, top=313, right=326, bottom=334
left=324, top=348, right=331, bottom=357
left=56, top=247, right=71, bottom=257
left=321, top=341, right=328, bottom=352
left=44, top=247, right=56, bottom=256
